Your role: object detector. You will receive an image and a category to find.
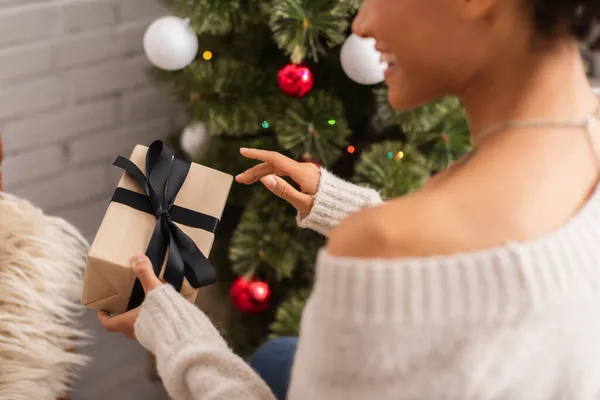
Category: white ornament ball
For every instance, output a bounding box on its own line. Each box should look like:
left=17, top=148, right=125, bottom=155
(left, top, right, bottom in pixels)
left=180, top=122, right=207, bottom=157
left=143, top=16, right=199, bottom=71
left=340, top=34, right=386, bottom=85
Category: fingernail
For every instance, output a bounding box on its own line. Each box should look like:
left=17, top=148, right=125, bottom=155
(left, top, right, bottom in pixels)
left=261, top=175, right=276, bottom=188
left=240, top=147, right=248, bottom=152
left=131, top=255, right=145, bottom=266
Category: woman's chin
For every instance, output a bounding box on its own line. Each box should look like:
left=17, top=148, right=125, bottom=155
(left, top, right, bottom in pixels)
left=387, top=89, right=423, bottom=112
left=386, top=81, right=441, bottom=112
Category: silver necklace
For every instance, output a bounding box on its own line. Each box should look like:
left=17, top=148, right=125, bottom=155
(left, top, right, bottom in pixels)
left=474, top=104, right=600, bottom=147
left=470, top=104, right=600, bottom=168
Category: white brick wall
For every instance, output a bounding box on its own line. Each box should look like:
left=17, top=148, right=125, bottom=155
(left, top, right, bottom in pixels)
left=0, top=0, right=184, bottom=239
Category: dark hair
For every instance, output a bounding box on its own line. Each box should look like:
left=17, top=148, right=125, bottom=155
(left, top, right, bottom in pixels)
left=531, top=0, right=600, bottom=40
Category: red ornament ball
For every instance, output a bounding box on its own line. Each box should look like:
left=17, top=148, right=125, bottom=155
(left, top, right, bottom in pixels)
left=277, top=63, right=314, bottom=98
left=230, top=276, right=271, bottom=313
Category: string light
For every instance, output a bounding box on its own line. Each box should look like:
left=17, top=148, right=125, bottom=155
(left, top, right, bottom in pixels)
left=328, top=119, right=336, bottom=125
left=386, top=151, right=404, bottom=160
left=347, top=145, right=355, bottom=154
left=261, top=121, right=269, bottom=129
left=203, top=51, right=213, bottom=60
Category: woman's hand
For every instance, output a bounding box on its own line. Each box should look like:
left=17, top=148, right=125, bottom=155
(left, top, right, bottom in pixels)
left=235, top=148, right=321, bottom=216
left=97, top=255, right=162, bottom=340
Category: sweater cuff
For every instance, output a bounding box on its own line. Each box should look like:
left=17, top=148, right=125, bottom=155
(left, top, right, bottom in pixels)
left=135, top=285, right=228, bottom=354
left=297, top=169, right=382, bottom=236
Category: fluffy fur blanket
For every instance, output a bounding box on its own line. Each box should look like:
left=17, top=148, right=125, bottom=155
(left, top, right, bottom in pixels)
left=0, top=193, right=89, bottom=399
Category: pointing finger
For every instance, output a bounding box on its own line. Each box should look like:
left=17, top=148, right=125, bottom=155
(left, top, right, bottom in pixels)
left=239, top=148, right=301, bottom=177
left=235, top=163, right=278, bottom=184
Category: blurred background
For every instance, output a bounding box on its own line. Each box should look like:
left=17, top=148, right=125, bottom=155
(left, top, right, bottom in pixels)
left=1, top=1, right=600, bottom=399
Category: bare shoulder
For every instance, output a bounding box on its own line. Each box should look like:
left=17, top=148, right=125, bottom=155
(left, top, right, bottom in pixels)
left=327, top=134, right=594, bottom=259
left=327, top=185, right=468, bottom=258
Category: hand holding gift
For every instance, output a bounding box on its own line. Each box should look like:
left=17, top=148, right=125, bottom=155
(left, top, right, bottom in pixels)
left=97, top=254, right=162, bottom=339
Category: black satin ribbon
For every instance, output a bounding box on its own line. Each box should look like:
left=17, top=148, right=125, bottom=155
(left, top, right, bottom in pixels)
left=111, top=140, right=218, bottom=311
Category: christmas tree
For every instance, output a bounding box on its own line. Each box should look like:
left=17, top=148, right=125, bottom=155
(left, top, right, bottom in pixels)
left=144, top=1, right=471, bottom=357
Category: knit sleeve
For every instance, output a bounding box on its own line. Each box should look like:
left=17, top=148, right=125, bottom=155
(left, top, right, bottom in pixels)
left=134, top=285, right=276, bottom=400
left=297, top=169, right=383, bottom=236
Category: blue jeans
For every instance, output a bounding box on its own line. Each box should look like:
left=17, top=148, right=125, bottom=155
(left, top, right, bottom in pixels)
left=249, top=337, right=298, bottom=400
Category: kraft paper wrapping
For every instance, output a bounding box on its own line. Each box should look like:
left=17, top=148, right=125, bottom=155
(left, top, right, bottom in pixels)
left=81, top=144, right=233, bottom=315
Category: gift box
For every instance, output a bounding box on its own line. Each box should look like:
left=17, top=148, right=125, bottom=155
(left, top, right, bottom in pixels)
left=82, top=140, right=233, bottom=315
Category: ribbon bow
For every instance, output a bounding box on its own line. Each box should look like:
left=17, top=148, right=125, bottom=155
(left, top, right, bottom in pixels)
left=111, top=140, right=218, bottom=310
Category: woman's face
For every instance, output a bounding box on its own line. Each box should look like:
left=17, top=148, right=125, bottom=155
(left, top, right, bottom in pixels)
left=353, top=0, right=524, bottom=110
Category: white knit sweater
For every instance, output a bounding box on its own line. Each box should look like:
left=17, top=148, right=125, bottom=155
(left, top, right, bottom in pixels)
left=135, top=169, right=600, bottom=400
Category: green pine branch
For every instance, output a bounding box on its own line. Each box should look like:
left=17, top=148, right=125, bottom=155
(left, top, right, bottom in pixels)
left=269, top=289, right=310, bottom=338
left=353, top=141, right=431, bottom=199
left=154, top=59, right=286, bottom=135
left=337, top=0, right=362, bottom=11
left=229, top=189, right=324, bottom=280
left=275, top=90, right=351, bottom=166
left=375, top=90, right=457, bottom=136
left=373, top=89, right=471, bottom=169
left=425, top=108, right=472, bottom=170
left=268, top=0, right=350, bottom=61
left=192, top=135, right=280, bottom=206
left=193, top=28, right=275, bottom=64
left=165, top=0, right=266, bottom=34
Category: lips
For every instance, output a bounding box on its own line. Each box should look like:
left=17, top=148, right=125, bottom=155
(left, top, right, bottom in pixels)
left=380, top=52, right=396, bottom=68
left=380, top=52, right=397, bottom=77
